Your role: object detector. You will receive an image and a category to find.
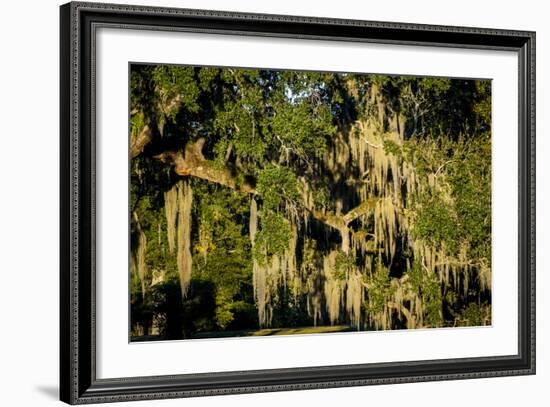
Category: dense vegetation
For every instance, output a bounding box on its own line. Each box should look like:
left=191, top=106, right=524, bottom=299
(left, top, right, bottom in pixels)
left=130, top=64, right=491, bottom=340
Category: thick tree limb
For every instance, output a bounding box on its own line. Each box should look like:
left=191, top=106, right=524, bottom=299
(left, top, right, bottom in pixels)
left=159, top=94, right=182, bottom=117
left=156, top=138, right=380, bottom=245
left=156, top=138, right=255, bottom=194
left=131, top=94, right=185, bottom=159
left=310, top=209, right=346, bottom=231
left=131, top=125, right=153, bottom=159
left=342, top=198, right=379, bottom=225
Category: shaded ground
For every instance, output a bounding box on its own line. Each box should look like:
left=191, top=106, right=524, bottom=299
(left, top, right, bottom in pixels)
left=131, top=325, right=353, bottom=342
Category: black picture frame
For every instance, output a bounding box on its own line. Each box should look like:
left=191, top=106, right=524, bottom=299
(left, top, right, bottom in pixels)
left=60, top=1, right=536, bottom=404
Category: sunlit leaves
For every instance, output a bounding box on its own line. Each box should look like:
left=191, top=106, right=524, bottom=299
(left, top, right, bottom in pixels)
left=152, top=66, right=201, bottom=117
left=193, top=182, right=253, bottom=329
left=271, top=101, right=333, bottom=158
left=366, top=258, right=393, bottom=314
left=455, top=302, right=491, bottom=327
left=334, top=251, right=356, bottom=280
left=252, top=212, right=292, bottom=262
left=129, top=64, right=493, bottom=336
left=130, top=110, right=146, bottom=140
left=447, top=136, right=491, bottom=261
left=256, top=165, right=300, bottom=211
left=407, top=263, right=443, bottom=327
left=414, top=192, right=461, bottom=256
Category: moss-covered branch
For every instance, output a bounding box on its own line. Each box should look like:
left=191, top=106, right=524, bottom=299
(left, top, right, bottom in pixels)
left=156, top=138, right=379, bottom=244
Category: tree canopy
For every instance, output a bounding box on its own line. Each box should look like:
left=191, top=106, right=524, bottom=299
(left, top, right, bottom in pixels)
left=130, top=64, right=491, bottom=339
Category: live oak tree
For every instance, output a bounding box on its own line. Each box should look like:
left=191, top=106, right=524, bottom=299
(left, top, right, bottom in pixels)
left=130, top=64, right=492, bottom=338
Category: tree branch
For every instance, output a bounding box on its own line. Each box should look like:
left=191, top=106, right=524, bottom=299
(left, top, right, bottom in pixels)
left=131, top=93, right=187, bottom=159
left=342, top=198, right=379, bottom=225
left=131, top=125, right=153, bottom=159
left=156, top=138, right=255, bottom=194
left=156, top=138, right=380, bottom=245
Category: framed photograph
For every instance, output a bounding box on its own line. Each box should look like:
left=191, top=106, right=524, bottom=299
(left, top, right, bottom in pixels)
left=60, top=1, right=535, bottom=404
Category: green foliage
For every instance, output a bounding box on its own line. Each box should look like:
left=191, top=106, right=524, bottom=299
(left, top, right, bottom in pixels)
left=451, top=302, right=491, bottom=327
left=357, top=75, right=491, bottom=141
left=130, top=110, right=146, bottom=139
left=407, top=263, right=443, bottom=327
left=197, top=67, right=220, bottom=91
left=270, top=100, right=334, bottom=157
left=413, top=192, right=460, bottom=256
left=213, top=98, right=267, bottom=162
left=211, top=69, right=339, bottom=165
left=366, top=258, right=393, bottom=314
left=334, top=251, right=356, bottom=280
left=253, top=212, right=292, bottom=263
left=422, top=276, right=443, bottom=327
left=130, top=65, right=155, bottom=116
left=418, top=77, right=452, bottom=96
left=256, top=165, right=300, bottom=211
left=473, top=81, right=492, bottom=135
left=447, top=137, right=492, bottom=261
left=407, top=134, right=491, bottom=264
left=252, top=166, right=300, bottom=266
left=408, top=262, right=424, bottom=293
left=129, top=64, right=492, bottom=338
left=458, top=302, right=491, bottom=326
left=383, top=139, right=402, bottom=156
left=311, top=181, right=332, bottom=210
left=152, top=65, right=201, bottom=116
left=193, top=183, right=253, bottom=329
